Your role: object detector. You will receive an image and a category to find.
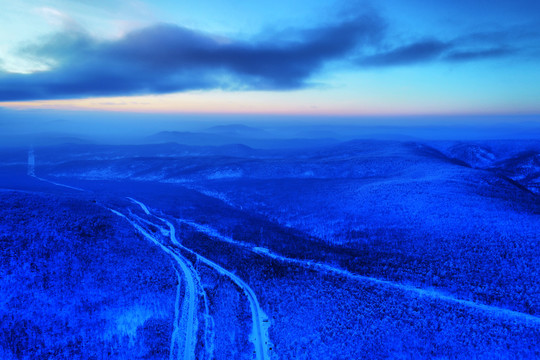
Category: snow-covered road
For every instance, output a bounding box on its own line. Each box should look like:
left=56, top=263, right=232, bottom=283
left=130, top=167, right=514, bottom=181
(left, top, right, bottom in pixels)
left=109, top=208, right=199, bottom=360
left=28, top=145, right=266, bottom=360
left=28, top=147, right=85, bottom=191
left=128, top=198, right=271, bottom=360
left=178, top=219, right=540, bottom=326
left=127, top=197, right=216, bottom=360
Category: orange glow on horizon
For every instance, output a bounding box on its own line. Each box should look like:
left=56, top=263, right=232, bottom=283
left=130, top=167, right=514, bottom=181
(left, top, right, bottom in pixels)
left=1, top=91, right=539, bottom=117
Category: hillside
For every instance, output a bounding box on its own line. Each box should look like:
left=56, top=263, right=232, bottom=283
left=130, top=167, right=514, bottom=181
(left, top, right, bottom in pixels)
left=1, top=139, right=539, bottom=358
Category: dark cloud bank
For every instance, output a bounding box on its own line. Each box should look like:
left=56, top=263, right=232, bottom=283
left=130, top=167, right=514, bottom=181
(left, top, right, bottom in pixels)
left=0, top=12, right=532, bottom=101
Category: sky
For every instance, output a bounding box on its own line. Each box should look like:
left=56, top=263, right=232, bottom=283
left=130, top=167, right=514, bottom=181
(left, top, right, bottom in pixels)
left=0, top=0, right=539, bottom=117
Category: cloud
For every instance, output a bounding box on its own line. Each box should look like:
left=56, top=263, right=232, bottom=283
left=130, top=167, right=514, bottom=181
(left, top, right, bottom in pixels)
left=1, top=9, right=537, bottom=101
left=444, top=47, right=515, bottom=62
left=36, top=7, right=82, bottom=32
left=0, top=14, right=384, bottom=101
left=357, top=33, right=524, bottom=67
left=359, top=40, right=451, bottom=66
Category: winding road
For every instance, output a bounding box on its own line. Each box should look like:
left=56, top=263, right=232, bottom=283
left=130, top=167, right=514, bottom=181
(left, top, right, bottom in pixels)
left=109, top=208, right=199, bottom=360
left=176, top=218, right=540, bottom=326
left=127, top=197, right=216, bottom=360
left=27, top=147, right=267, bottom=359
left=128, top=198, right=271, bottom=360
left=28, top=147, right=85, bottom=191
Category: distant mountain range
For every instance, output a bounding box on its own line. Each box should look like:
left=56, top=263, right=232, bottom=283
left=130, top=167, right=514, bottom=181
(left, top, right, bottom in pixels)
left=146, top=130, right=339, bottom=149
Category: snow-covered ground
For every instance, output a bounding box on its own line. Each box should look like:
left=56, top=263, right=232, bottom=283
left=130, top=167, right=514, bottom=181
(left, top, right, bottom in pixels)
left=2, top=140, right=539, bottom=359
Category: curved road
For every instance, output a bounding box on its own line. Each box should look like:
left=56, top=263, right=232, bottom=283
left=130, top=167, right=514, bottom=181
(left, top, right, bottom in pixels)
left=28, top=147, right=264, bottom=358
left=128, top=198, right=271, bottom=360
left=179, top=219, right=540, bottom=326
left=127, top=197, right=215, bottom=360
left=109, top=208, right=199, bottom=360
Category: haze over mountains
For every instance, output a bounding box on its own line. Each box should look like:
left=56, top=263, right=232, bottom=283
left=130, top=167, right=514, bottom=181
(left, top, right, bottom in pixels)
left=2, top=107, right=540, bottom=146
